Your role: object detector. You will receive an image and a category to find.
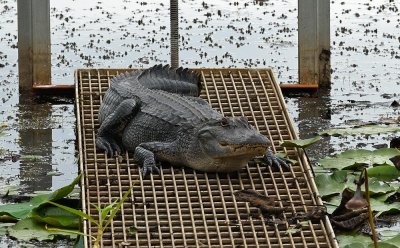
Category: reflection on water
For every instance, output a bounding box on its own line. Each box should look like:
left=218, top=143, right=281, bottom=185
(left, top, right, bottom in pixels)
left=18, top=95, right=52, bottom=192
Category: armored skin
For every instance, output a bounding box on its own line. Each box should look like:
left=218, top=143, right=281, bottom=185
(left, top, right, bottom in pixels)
left=96, top=65, right=289, bottom=176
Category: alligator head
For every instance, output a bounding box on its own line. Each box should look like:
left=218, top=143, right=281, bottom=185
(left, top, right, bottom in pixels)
left=186, top=116, right=270, bottom=172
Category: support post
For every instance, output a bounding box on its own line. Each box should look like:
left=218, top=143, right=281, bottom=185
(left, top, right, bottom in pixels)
left=298, top=0, right=330, bottom=87
left=170, top=0, right=179, bottom=69
left=18, top=0, right=51, bottom=91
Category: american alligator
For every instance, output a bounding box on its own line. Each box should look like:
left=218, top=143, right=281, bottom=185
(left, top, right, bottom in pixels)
left=96, top=65, right=289, bottom=177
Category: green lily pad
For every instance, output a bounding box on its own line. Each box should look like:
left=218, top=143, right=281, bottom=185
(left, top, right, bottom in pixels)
left=8, top=218, right=76, bottom=241
left=338, top=233, right=400, bottom=248
left=364, top=179, right=397, bottom=196
left=316, top=171, right=396, bottom=198
left=31, top=205, right=80, bottom=229
left=370, top=196, right=400, bottom=216
left=0, top=131, right=7, bottom=137
left=320, top=125, right=400, bottom=136
left=318, top=148, right=400, bottom=170
left=0, top=174, right=81, bottom=220
left=337, top=233, right=373, bottom=248
left=315, top=170, right=351, bottom=198
left=374, top=235, right=400, bottom=248
left=368, top=165, right=400, bottom=181
left=323, top=195, right=341, bottom=214
left=279, top=136, right=321, bottom=148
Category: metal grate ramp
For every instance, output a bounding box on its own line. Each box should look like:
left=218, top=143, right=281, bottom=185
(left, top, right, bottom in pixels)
left=75, top=68, right=338, bottom=248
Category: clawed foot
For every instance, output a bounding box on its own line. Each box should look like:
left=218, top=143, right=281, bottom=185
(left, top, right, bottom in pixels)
left=141, top=162, right=160, bottom=178
left=96, top=135, right=125, bottom=157
left=263, top=148, right=292, bottom=170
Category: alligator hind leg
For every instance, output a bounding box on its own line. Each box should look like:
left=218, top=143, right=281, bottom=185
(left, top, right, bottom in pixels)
left=96, top=98, right=140, bottom=156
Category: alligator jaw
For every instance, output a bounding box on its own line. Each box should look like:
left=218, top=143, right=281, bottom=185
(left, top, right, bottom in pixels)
left=215, top=143, right=268, bottom=158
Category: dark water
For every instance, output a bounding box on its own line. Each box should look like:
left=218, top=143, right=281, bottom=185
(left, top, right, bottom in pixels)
left=0, top=0, right=399, bottom=246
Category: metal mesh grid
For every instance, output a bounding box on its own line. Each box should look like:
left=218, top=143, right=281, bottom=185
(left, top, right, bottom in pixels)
left=75, top=68, right=338, bottom=248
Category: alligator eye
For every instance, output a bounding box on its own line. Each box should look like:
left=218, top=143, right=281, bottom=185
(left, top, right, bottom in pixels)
left=220, top=117, right=229, bottom=127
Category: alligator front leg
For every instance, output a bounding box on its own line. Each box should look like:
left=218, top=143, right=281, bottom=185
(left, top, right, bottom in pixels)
left=134, top=142, right=177, bottom=178
left=263, top=148, right=291, bottom=170
left=96, top=98, right=140, bottom=156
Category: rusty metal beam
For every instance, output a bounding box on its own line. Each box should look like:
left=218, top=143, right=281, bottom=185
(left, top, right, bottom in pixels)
left=32, top=84, right=75, bottom=97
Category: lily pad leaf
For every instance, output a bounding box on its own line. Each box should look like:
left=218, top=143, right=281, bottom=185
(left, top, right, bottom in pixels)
left=323, top=195, right=341, bottom=214
left=337, top=234, right=373, bottom=248
left=320, top=125, right=400, bottom=136
left=315, top=170, right=351, bottom=198
left=318, top=148, right=400, bottom=170
left=368, top=165, right=400, bottom=181
left=370, top=197, right=400, bottom=216
left=373, top=235, right=400, bottom=248
left=279, top=136, right=321, bottom=148
left=338, top=233, right=400, bottom=248
left=31, top=206, right=80, bottom=229
left=8, top=218, right=76, bottom=241
left=0, top=174, right=81, bottom=219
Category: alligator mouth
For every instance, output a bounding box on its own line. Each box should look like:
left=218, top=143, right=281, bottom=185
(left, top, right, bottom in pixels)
left=217, top=143, right=268, bottom=158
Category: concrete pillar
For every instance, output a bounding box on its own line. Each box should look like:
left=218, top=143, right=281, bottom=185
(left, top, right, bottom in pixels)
left=298, top=0, right=330, bottom=87
left=170, top=0, right=179, bottom=68
left=18, top=0, right=51, bottom=91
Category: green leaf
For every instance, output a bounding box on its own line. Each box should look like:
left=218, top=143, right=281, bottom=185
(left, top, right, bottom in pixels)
left=377, top=235, right=400, bottom=247
left=323, top=195, right=341, bottom=214
left=320, top=125, right=400, bottom=136
left=279, top=136, right=321, bottom=148
left=0, top=174, right=81, bottom=219
left=103, top=185, right=134, bottom=230
left=368, top=165, right=400, bottom=181
left=35, top=174, right=81, bottom=203
left=73, top=235, right=85, bottom=248
left=315, top=170, right=351, bottom=198
left=318, top=148, right=400, bottom=170
left=46, top=226, right=94, bottom=240
left=48, top=201, right=99, bottom=227
left=8, top=218, right=76, bottom=241
left=369, top=197, right=400, bottom=216
left=337, top=230, right=400, bottom=248
left=337, top=234, right=373, bottom=248
left=275, top=152, right=298, bottom=164
left=31, top=205, right=80, bottom=228
left=100, top=200, right=117, bottom=224
left=365, top=178, right=396, bottom=196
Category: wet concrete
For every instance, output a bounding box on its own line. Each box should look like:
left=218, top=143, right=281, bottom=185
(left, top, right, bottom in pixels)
left=0, top=0, right=399, bottom=246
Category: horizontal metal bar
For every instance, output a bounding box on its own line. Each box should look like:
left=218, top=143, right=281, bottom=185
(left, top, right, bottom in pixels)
left=32, top=84, right=75, bottom=96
